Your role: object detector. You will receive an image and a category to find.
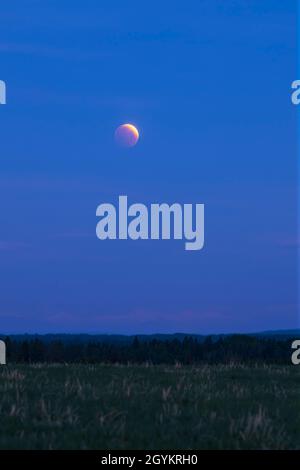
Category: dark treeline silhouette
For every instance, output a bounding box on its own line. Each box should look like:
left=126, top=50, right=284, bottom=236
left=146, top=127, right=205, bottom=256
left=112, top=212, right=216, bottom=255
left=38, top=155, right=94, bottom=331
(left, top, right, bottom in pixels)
left=2, top=335, right=293, bottom=364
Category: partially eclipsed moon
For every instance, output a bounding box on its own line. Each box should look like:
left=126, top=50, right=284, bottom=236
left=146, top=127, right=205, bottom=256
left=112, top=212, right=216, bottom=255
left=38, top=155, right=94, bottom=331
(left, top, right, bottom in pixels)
left=115, top=123, right=139, bottom=147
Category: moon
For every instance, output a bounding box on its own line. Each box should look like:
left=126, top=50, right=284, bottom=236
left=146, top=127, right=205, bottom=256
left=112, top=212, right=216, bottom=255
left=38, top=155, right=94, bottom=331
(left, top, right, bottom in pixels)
left=115, top=123, right=139, bottom=147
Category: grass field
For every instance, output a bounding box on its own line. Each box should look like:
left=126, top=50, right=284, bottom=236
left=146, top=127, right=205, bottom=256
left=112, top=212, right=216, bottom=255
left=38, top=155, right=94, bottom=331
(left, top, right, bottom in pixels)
left=0, top=363, right=299, bottom=450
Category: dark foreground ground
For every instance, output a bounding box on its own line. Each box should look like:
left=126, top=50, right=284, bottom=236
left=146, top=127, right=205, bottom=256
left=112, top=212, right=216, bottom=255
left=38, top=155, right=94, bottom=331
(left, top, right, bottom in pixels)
left=0, top=364, right=299, bottom=449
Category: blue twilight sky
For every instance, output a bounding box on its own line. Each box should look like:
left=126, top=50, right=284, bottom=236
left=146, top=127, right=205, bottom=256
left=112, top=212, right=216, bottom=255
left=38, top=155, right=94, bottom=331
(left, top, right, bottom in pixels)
left=0, top=0, right=298, bottom=334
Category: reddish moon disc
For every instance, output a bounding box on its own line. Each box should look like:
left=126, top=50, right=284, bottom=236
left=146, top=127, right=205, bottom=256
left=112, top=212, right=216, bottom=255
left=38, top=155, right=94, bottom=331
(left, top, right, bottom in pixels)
left=115, top=124, right=139, bottom=147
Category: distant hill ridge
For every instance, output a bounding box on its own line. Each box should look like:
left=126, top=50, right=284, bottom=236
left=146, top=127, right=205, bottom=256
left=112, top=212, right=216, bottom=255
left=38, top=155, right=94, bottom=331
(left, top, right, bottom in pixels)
left=0, top=329, right=299, bottom=344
